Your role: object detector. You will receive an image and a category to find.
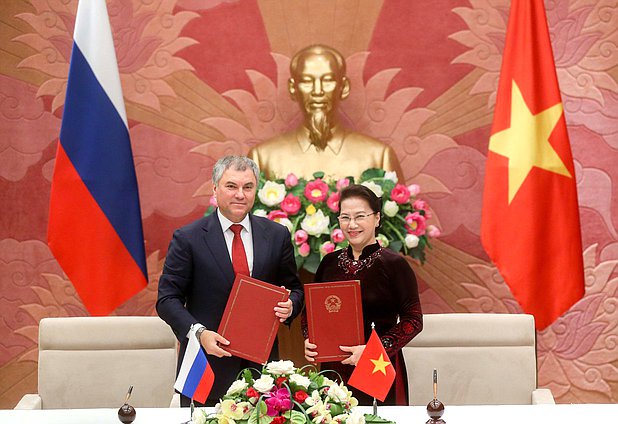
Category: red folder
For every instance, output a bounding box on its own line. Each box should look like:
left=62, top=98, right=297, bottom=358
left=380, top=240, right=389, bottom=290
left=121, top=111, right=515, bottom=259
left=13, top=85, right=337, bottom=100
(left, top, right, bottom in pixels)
left=304, top=280, right=364, bottom=362
left=217, top=274, right=289, bottom=364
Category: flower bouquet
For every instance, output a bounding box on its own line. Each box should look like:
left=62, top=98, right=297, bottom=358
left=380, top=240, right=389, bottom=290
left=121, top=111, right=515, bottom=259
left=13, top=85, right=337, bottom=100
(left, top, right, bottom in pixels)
left=206, top=168, right=439, bottom=274
left=192, top=360, right=393, bottom=424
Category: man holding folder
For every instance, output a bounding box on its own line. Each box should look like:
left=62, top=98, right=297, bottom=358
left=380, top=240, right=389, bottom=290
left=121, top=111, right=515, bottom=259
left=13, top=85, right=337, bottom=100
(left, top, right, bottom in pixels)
left=157, top=156, right=303, bottom=406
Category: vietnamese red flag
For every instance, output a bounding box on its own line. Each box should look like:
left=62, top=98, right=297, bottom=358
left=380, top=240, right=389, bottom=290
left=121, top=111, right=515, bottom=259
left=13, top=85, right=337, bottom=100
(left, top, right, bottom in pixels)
left=347, top=329, right=395, bottom=402
left=47, top=0, right=148, bottom=315
left=481, top=0, right=584, bottom=329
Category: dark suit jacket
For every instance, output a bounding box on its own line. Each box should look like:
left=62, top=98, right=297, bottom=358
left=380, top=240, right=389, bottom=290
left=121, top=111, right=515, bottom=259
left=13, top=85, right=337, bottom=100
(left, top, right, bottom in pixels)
left=156, top=212, right=303, bottom=403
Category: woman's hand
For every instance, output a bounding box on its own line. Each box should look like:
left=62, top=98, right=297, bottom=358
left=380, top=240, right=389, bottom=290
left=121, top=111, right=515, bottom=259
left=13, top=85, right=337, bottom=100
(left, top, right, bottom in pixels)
left=304, top=338, right=319, bottom=362
left=339, top=344, right=366, bottom=365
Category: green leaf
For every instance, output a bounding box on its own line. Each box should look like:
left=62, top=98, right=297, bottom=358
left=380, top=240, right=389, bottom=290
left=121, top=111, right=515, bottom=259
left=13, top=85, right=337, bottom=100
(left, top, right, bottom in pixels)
left=389, top=240, right=403, bottom=253
left=204, top=205, right=215, bottom=216
left=360, top=168, right=385, bottom=181
left=328, top=402, right=343, bottom=416
left=410, top=246, right=426, bottom=263
left=312, top=171, right=325, bottom=179
left=295, top=255, right=305, bottom=270
left=363, top=413, right=396, bottom=424
left=288, top=410, right=307, bottom=424
left=303, top=252, right=320, bottom=274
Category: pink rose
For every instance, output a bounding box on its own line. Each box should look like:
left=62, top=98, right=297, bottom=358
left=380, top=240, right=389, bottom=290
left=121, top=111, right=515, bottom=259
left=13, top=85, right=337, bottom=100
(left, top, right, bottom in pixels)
left=209, top=196, right=217, bottom=207
left=304, top=179, right=329, bottom=203
left=298, top=242, right=310, bottom=257
left=267, top=210, right=288, bottom=221
left=390, top=184, right=411, bottom=204
left=285, top=173, right=299, bottom=188
left=326, top=192, right=340, bottom=212
left=413, top=199, right=432, bottom=218
left=336, top=178, right=350, bottom=191
left=320, top=242, right=335, bottom=255
left=294, top=230, right=308, bottom=245
left=280, top=193, right=302, bottom=215
left=404, top=212, right=427, bottom=236
left=407, top=184, right=421, bottom=196
left=427, top=224, right=441, bottom=238
left=331, top=229, right=345, bottom=244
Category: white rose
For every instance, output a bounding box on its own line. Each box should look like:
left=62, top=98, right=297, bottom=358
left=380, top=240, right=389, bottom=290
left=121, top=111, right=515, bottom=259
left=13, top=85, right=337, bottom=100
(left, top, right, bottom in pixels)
left=300, top=210, right=330, bottom=236
left=265, top=360, right=296, bottom=375
left=327, top=383, right=353, bottom=403
left=253, top=375, right=275, bottom=393
left=347, top=409, right=366, bottom=424
left=225, top=379, right=248, bottom=396
left=258, top=181, right=286, bottom=207
left=383, top=200, right=399, bottom=217
left=405, top=234, right=420, bottom=248
left=327, top=385, right=347, bottom=402
left=361, top=181, right=383, bottom=197
left=275, top=217, right=293, bottom=233
left=289, top=373, right=311, bottom=389
left=384, top=171, right=398, bottom=183
left=192, top=408, right=208, bottom=424
left=253, top=209, right=268, bottom=217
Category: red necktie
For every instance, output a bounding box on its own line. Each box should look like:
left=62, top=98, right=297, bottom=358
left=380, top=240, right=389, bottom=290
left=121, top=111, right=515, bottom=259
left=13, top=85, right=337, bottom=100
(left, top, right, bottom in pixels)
left=230, top=224, right=250, bottom=276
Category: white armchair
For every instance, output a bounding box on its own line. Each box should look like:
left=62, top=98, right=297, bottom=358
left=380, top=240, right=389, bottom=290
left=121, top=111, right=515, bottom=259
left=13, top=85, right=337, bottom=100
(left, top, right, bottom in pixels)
left=15, top=316, right=179, bottom=409
left=401, top=313, right=554, bottom=405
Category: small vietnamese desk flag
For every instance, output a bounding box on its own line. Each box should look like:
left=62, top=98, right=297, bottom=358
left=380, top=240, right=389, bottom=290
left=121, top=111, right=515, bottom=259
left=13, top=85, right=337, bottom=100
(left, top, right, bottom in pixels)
left=348, top=329, right=395, bottom=402
left=48, top=0, right=148, bottom=315
left=481, top=0, right=585, bottom=329
left=175, top=333, right=215, bottom=404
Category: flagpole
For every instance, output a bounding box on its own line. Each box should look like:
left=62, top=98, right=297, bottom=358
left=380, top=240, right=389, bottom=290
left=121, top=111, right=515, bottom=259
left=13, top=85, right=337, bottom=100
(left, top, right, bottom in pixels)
left=181, top=398, right=194, bottom=424
left=371, top=322, right=377, bottom=416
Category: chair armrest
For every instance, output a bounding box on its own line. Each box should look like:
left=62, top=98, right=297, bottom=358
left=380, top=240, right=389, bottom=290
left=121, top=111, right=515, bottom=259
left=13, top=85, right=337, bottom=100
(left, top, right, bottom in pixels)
left=169, top=393, right=181, bottom=408
left=14, top=394, right=42, bottom=409
left=532, top=388, right=555, bottom=404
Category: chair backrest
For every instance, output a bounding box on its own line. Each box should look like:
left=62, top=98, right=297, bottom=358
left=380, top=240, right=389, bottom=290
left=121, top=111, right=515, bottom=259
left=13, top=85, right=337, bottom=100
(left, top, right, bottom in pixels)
left=38, top=316, right=177, bottom=409
left=402, top=313, right=537, bottom=405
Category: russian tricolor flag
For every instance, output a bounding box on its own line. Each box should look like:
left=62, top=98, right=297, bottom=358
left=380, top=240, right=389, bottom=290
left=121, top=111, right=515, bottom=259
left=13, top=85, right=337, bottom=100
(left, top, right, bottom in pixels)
left=175, top=332, right=215, bottom=404
left=48, top=0, right=147, bottom=315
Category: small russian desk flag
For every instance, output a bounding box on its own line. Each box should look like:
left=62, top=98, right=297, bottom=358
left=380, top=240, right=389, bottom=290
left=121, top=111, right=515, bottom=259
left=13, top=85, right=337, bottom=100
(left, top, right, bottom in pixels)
left=174, top=333, right=215, bottom=404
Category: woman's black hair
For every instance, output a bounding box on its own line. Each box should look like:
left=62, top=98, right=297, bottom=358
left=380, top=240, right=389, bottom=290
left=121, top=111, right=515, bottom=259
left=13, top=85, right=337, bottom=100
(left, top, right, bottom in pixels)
left=339, top=184, right=382, bottom=235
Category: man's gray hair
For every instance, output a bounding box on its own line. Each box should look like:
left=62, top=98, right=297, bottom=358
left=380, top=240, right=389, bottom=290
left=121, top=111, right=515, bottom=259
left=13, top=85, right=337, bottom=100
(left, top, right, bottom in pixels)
left=212, top=156, right=260, bottom=186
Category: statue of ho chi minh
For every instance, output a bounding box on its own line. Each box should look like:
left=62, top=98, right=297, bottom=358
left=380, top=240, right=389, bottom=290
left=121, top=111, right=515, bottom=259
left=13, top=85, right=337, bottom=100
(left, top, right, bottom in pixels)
left=248, top=45, right=404, bottom=182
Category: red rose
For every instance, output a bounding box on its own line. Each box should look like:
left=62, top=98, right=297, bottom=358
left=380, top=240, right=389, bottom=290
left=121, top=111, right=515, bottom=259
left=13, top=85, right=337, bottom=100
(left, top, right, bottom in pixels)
left=326, top=191, right=340, bottom=212
left=294, top=390, right=309, bottom=403
left=280, top=193, right=302, bottom=215
left=271, top=417, right=286, bottom=424
left=246, top=387, right=259, bottom=398
left=390, top=184, right=411, bottom=204
left=276, top=376, right=287, bottom=388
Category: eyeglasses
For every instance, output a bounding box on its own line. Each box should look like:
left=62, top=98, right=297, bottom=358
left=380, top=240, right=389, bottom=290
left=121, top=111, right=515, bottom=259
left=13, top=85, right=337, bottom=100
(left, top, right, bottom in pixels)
left=337, top=212, right=377, bottom=225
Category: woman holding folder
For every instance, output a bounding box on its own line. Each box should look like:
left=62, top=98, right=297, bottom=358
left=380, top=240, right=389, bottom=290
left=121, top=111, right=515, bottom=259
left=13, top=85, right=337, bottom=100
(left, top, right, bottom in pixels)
left=303, top=184, right=423, bottom=405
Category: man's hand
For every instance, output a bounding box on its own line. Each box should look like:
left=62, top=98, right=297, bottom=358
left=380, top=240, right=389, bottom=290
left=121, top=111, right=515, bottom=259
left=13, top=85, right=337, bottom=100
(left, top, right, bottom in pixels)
left=199, top=329, right=231, bottom=358
left=339, top=344, right=366, bottom=365
left=304, top=338, right=318, bottom=362
left=274, top=289, right=293, bottom=322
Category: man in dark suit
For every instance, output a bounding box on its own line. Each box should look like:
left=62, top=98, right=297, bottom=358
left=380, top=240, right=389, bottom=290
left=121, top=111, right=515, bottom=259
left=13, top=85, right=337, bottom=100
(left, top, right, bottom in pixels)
left=156, top=156, right=303, bottom=406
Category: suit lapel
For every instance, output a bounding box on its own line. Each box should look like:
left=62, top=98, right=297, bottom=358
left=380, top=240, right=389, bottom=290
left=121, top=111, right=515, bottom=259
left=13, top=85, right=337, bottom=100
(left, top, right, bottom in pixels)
left=250, top=215, right=272, bottom=279
left=202, top=213, right=235, bottom=284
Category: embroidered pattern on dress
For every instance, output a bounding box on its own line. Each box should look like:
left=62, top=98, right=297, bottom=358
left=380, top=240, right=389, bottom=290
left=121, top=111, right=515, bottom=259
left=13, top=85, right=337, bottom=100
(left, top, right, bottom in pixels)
left=337, top=247, right=382, bottom=275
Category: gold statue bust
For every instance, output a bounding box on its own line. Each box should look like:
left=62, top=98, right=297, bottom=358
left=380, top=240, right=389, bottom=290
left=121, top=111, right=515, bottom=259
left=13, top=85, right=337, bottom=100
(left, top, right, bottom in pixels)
left=248, top=45, right=404, bottom=181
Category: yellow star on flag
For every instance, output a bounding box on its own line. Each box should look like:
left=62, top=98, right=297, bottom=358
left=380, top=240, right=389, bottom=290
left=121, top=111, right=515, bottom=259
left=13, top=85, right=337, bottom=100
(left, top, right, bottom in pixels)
left=489, top=80, right=571, bottom=204
left=370, top=353, right=391, bottom=375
